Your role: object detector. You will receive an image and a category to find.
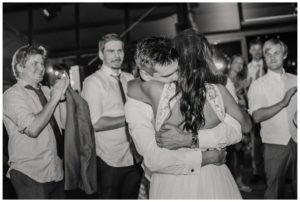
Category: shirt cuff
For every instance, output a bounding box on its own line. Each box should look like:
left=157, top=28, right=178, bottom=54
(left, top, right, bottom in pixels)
left=184, top=150, right=202, bottom=174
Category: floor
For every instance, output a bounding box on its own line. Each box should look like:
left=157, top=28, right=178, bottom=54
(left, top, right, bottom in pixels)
left=3, top=167, right=296, bottom=199
left=240, top=167, right=296, bottom=199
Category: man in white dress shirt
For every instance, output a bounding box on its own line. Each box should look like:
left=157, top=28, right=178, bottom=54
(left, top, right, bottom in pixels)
left=247, top=39, right=266, bottom=86
left=81, top=33, right=142, bottom=199
left=248, top=38, right=297, bottom=199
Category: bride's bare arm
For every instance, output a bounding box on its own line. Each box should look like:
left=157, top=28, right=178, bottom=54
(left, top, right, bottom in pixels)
left=217, top=84, right=252, bottom=133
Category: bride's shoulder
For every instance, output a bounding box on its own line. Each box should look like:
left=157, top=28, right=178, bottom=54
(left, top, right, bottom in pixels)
left=127, top=79, right=142, bottom=94
left=206, top=83, right=227, bottom=98
left=142, top=80, right=166, bottom=103
left=142, top=80, right=165, bottom=92
left=205, top=83, right=227, bottom=120
left=127, top=79, right=165, bottom=104
left=206, top=83, right=237, bottom=114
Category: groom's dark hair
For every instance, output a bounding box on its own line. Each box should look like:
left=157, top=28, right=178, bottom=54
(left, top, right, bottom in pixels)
left=134, top=37, right=178, bottom=76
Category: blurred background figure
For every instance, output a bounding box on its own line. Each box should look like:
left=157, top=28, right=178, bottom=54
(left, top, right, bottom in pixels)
left=212, top=49, right=238, bottom=102
left=228, top=54, right=248, bottom=109
left=226, top=54, right=252, bottom=193
left=247, top=39, right=267, bottom=87
left=247, top=39, right=266, bottom=185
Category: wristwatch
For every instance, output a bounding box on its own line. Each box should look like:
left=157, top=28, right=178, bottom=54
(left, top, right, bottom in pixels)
left=190, top=132, right=199, bottom=149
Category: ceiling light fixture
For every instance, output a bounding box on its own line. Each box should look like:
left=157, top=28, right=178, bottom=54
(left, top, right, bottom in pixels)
left=42, top=4, right=61, bottom=21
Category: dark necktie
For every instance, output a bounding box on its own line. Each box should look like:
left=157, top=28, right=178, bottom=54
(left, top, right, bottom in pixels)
left=255, top=64, right=261, bottom=80
left=111, top=74, right=141, bottom=165
left=112, top=74, right=127, bottom=104
left=25, top=85, right=64, bottom=159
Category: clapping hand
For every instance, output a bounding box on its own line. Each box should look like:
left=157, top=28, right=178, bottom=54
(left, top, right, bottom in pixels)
left=51, top=73, right=70, bottom=102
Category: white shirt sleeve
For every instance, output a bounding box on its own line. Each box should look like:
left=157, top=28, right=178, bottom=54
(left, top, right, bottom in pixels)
left=125, top=98, right=202, bottom=175
left=3, top=89, right=35, bottom=133
left=81, top=77, right=104, bottom=125
left=197, top=114, right=242, bottom=149
left=248, top=81, right=265, bottom=115
left=225, top=78, right=238, bottom=103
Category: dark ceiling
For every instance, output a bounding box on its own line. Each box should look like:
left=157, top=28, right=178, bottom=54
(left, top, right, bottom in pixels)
left=3, top=2, right=297, bottom=90
left=3, top=3, right=182, bottom=59
left=3, top=2, right=297, bottom=66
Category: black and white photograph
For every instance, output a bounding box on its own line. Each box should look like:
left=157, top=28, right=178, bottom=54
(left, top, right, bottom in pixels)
left=2, top=1, right=297, bottom=199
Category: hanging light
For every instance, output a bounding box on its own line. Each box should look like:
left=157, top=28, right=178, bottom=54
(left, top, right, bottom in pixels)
left=42, top=4, right=61, bottom=21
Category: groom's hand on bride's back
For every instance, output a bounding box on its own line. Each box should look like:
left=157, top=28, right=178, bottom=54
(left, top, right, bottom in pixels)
left=156, top=123, right=193, bottom=150
left=156, top=123, right=227, bottom=166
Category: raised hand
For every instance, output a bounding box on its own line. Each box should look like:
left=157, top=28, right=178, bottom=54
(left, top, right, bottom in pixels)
left=51, top=75, right=70, bottom=102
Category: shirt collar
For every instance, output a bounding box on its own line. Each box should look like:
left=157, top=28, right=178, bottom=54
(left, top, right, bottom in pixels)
left=252, top=59, right=263, bottom=66
left=267, top=68, right=286, bottom=81
left=17, top=79, right=41, bottom=89
left=100, top=64, right=121, bottom=77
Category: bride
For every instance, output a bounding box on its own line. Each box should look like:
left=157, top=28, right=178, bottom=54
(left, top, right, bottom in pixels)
left=125, top=29, right=252, bottom=199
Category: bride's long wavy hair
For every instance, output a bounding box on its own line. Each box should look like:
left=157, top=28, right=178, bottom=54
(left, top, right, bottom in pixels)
left=174, top=29, right=226, bottom=134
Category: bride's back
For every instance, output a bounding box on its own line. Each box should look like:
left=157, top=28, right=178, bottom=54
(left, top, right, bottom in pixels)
left=162, top=99, right=221, bottom=131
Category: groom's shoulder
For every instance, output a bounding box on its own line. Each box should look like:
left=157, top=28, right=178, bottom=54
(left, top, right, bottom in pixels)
left=127, top=78, right=143, bottom=91
left=142, top=80, right=164, bottom=94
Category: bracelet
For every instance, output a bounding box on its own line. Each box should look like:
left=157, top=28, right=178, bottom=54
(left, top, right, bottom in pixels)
left=190, top=132, right=199, bottom=149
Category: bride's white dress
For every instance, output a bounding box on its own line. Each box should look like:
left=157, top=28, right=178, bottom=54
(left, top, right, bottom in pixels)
left=149, top=83, right=242, bottom=199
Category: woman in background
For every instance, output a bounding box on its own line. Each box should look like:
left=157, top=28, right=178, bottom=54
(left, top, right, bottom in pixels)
left=227, top=54, right=252, bottom=192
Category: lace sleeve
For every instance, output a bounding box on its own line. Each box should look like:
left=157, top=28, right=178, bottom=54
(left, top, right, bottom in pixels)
left=206, top=84, right=225, bottom=122
left=155, top=83, right=180, bottom=131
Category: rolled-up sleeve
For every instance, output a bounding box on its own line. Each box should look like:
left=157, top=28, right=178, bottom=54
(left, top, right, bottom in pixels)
left=3, top=90, right=35, bottom=134
left=248, top=81, right=265, bottom=115
left=125, top=98, right=202, bottom=175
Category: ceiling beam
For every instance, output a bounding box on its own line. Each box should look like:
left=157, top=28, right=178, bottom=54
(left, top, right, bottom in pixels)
left=31, top=11, right=174, bottom=35
left=49, top=24, right=297, bottom=59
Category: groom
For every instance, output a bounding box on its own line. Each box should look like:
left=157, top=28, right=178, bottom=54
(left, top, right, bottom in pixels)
left=124, top=37, right=243, bottom=188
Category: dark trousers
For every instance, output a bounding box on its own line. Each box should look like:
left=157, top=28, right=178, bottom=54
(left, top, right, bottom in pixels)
left=10, top=169, right=65, bottom=199
left=226, top=144, right=244, bottom=179
left=264, top=139, right=297, bottom=199
left=97, top=156, right=143, bottom=199
left=250, top=123, right=264, bottom=176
